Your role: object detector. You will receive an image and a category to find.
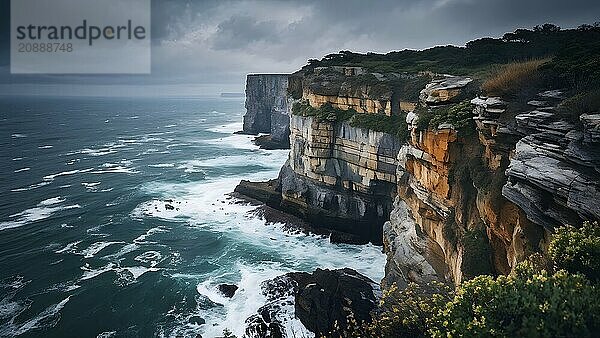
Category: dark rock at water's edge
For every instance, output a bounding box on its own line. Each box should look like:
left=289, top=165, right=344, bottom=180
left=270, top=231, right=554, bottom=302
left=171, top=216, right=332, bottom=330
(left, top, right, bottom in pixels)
left=218, top=283, right=239, bottom=298
left=244, top=275, right=291, bottom=338
left=293, top=268, right=380, bottom=335
left=253, top=135, right=291, bottom=150
left=233, top=180, right=381, bottom=245
left=189, top=315, right=206, bottom=325
left=244, top=268, right=380, bottom=338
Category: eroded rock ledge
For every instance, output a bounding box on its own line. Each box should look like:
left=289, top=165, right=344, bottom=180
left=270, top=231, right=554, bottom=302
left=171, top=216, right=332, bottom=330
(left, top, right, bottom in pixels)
left=237, top=65, right=600, bottom=290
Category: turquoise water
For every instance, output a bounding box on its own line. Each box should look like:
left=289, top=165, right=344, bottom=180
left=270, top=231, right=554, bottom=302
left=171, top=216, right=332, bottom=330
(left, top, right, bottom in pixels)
left=0, top=96, right=385, bottom=337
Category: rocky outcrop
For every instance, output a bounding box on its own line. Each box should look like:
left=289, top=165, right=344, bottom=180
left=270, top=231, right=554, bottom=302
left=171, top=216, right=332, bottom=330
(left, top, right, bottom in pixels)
left=237, top=65, right=600, bottom=292
left=244, top=268, right=379, bottom=338
left=502, top=93, right=600, bottom=231
left=299, top=67, right=428, bottom=116
left=278, top=115, right=402, bottom=244
left=243, top=74, right=291, bottom=148
left=419, top=75, right=473, bottom=105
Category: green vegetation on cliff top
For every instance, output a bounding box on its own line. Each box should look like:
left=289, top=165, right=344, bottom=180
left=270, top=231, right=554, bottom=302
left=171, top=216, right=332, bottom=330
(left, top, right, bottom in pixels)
left=305, top=24, right=600, bottom=86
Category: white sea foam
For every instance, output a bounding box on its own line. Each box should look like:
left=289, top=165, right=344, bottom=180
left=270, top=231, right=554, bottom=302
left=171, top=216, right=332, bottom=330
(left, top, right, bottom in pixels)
left=148, top=163, right=175, bottom=168
left=207, top=122, right=243, bottom=134
left=55, top=241, right=82, bottom=254
left=11, top=133, right=27, bottom=138
left=43, top=168, right=94, bottom=181
left=38, top=145, right=53, bottom=149
left=80, top=263, right=116, bottom=281
left=133, top=226, right=170, bottom=244
left=134, top=251, right=162, bottom=266
left=133, top=146, right=384, bottom=337
left=203, top=134, right=257, bottom=150
left=3, top=296, right=72, bottom=336
left=104, top=243, right=139, bottom=259
left=90, top=166, right=138, bottom=175
left=13, top=167, right=31, bottom=173
left=80, top=241, right=124, bottom=258
left=39, top=197, right=65, bottom=206
left=0, top=198, right=80, bottom=231
left=123, top=266, right=159, bottom=280
left=82, top=182, right=101, bottom=192
left=10, top=181, right=51, bottom=192
left=185, top=151, right=287, bottom=169
left=12, top=157, right=24, bottom=161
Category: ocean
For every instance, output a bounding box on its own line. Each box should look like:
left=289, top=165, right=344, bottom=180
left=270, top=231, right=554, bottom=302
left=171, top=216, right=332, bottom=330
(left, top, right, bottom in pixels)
left=0, top=96, right=385, bottom=338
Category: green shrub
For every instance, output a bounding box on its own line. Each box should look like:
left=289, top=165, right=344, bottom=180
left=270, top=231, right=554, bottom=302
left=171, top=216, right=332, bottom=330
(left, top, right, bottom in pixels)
left=430, top=263, right=600, bottom=338
left=340, top=282, right=452, bottom=338
left=548, top=221, right=600, bottom=281
left=414, top=101, right=475, bottom=133
left=291, top=100, right=355, bottom=122
left=430, top=101, right=475, bottom=132
left=292, top=100, right=410, bottom=142
left=349, top=112, right=409, bottom=142
left=414, top=105, right=434, bottom=131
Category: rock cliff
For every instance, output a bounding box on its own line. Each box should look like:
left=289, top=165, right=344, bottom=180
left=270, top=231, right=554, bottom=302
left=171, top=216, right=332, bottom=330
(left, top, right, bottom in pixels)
left=237, top=66, right=600, bottom=290
left=243, top=74, right=291, bottom=148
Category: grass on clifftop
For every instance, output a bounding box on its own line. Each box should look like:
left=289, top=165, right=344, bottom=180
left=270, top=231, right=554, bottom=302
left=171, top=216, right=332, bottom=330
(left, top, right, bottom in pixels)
left=292, top=100, right=356, bottom=122
left=482, top=58, right=549, bottom=98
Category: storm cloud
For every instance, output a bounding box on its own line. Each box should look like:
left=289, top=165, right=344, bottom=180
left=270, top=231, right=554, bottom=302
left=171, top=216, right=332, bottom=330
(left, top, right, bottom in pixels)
left=1, top=0, right=599, bottom=93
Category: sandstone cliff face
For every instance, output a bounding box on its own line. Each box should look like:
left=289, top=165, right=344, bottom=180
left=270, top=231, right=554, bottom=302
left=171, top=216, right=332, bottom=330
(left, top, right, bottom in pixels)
left=238, top=66, right=599, bottom=289
left=277, top=114, right=402, bottom=243
left=384, top=81, right=600, bottom=287
left=243, top=74, right=291, bottom=146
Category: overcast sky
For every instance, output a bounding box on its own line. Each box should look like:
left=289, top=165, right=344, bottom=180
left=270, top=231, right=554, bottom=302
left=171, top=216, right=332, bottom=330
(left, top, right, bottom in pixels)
left=0, top=0, right=599, bottom=95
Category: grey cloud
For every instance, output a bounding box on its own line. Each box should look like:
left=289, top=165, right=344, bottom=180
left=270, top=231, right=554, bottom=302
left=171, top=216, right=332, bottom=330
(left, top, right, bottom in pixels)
left=211, top=15, right=281, bottom=50
left=1, top=0, right=599, bottom=87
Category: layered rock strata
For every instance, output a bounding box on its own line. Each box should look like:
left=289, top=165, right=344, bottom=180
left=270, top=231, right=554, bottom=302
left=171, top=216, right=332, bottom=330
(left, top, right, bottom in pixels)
left=243, top=74, right=291, bottom=148
left=238, top=66, right=600, bottom=290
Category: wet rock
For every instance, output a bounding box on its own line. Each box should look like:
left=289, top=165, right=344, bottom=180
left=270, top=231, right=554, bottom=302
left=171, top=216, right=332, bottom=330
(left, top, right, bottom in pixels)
left=189, top=316, right=205, bottom=325
left=165, top=204, right=175, bottom=210
left=245, top=275, right=296, bottom=338
left=244, top=268, right=379, bottom=338
left=292, top=268, right=379, bottom=335
left=253, top=134, right=290, bottom=150
left=218, top=284, right=238, bottom=298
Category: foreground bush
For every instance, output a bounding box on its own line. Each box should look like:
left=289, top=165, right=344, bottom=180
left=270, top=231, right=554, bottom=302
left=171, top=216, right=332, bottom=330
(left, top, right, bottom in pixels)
left=430, top=263, right=600, bottom=337
left=548, top=221, right=600, bottom=281
left=343, top=221, right=600, bottom=337
left=337, top=282, right=451, bottom=338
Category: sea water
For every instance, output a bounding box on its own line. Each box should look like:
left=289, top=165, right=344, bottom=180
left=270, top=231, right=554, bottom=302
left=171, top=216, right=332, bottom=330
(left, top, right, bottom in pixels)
left=0, top=96, right=385, bottom=337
